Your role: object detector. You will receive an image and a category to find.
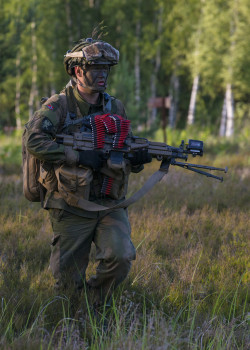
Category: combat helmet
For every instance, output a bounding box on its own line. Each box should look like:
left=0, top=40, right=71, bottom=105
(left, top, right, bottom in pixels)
left=64, top=38, right=119, bottom=76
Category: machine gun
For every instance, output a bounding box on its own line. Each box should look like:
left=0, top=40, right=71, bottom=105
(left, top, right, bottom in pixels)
left=56, top=132, right=228, bottom=182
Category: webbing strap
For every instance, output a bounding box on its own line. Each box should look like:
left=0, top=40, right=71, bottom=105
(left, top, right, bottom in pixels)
left=75, top=168, right=169, bottom=212
left=67, top=86, right=77, bottom=114
left=104, top=92, right=112, bottom=112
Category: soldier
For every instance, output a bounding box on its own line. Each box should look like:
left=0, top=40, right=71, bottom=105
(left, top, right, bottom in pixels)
left=25, top=38, right=151, bottom=310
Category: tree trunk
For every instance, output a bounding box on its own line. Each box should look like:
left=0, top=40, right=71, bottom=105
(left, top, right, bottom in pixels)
left=148, top=5, right=163, bottom=128
left=134, top=19, right=141, bottom=107
left=15, top=51, right=21, bottom=129
left=225, top=83, right=234, bottom=137
left=65, top=0, right=73, bottom=46
left=187, top=75, right=199, bottom=125
left=149, top=74, right=157, bottom=127
left=28, top=21, right=39, bottom=120
left=169, top=73, right=179, bottom=128
left=219, top=95, right=227, bottom=136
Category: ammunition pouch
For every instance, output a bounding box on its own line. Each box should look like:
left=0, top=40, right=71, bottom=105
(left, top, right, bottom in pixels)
left=54, top=164, right=93, bottom=206
left=100, top=159, right=131, bottom=200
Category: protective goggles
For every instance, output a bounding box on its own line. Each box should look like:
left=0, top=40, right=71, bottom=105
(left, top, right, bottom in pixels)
left=65, top=42, right=119, bottom=65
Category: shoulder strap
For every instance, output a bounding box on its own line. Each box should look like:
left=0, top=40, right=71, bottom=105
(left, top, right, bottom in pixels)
left=104, top=92, right=113, bottom=113
left=62, top=90, right=114, bottom=131
left=62, top=86, right=78, bottom=130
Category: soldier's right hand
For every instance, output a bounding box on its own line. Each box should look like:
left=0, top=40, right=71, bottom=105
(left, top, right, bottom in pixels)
left=78, top=150, right=105, bottom=171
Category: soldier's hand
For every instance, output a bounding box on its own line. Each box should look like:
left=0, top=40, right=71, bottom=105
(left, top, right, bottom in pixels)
left=78, top=150, right=105, bottom=171
left=128, top=149, right=152, bottom=166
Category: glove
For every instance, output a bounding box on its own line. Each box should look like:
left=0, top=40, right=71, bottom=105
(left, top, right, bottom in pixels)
left=78, top=150, right=104, bottom=171
left=129, top=149, right=152, bottom=166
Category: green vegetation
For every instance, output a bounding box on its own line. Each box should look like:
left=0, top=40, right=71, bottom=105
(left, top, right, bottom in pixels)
left=0, top=133, right=249, bottom=349
left=1, top=1, right=250, bottom=347
left=1, top=0, right=250, bottom=134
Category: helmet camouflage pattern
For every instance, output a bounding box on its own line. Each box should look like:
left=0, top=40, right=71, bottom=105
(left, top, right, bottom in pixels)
left=64, top=38, right=119, bottom=76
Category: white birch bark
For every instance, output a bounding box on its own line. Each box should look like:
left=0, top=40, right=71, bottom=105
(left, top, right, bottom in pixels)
left=187, top=75, right=199, bottom=125
left=224, top=5, right=236, bottom=137
left=15, top=51, right=21, bottom=129
left=148, top=5, right=163, bottom=127
left=225, top=83, right=234, bottom=137
left=169, top=73, right=179, bottom=128
left=28, top=21, right=39, bottom=120
left=219, top=95, right=227, bottom=136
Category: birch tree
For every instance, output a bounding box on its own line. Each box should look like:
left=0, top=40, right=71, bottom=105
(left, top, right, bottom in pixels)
left=148, top=3, right=163, bottom=127
left=15, top=51, right=22, bottom=129
left=162, top=0, right=201, bottom=128
left=168, top=71, right=179, bottom=128
left=28, top=21, right=39, bottom=119
left=187, top=75, right=199, bottom=125
left=219, top=96, right=227, bottom=136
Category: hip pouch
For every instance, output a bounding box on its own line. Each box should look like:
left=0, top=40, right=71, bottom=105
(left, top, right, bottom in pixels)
left=55, top=165, right=93, bottom=206
left=39, top=162, right=58, bottom=193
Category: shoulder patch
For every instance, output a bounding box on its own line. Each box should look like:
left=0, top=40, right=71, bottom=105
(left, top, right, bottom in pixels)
left=46, top=104, right=55, bottom=110
left=42, top=117, right=54, bottom=132
left=43, top=94, right=60, bottom=112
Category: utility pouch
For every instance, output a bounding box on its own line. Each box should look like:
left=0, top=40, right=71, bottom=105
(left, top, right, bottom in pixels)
left=101, top=160, right=131, bottom=200
left=55, top=165, right=93, bottom=205
left=39, top=162, right=58, bottom=193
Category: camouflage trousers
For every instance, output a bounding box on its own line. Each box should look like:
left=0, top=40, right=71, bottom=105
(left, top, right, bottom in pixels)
left=48, top=208, right=136, bottom=304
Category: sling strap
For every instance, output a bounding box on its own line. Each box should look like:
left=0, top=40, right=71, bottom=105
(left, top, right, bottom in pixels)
left=73, top=166, right=169, bottom=212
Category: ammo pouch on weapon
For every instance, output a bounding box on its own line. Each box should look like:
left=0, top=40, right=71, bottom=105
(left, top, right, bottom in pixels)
left=55, top=165, right=93, bottom=206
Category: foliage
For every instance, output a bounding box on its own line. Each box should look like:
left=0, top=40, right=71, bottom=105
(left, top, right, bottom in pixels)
left=1, top=0, right=250, bottom=133
left=0, top=130, right=22, bottom=168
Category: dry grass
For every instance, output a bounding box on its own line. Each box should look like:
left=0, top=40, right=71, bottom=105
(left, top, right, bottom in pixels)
left=0, top=146, right=249, bottom=349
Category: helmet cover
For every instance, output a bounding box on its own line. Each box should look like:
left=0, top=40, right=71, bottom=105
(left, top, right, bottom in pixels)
left=64, top=39, right=119, bottom=76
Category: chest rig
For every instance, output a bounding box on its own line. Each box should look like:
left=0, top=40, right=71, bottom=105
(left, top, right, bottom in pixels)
left=63, top=85, right=112, bottom=133
left=63, top=86, right=131, bottom=198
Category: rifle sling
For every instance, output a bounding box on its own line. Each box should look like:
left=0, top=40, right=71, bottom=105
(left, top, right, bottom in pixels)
left=75, top=168, right=168, bottom=212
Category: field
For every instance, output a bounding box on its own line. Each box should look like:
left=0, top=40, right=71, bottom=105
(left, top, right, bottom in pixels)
left=0, top=131, right=249, bottom=349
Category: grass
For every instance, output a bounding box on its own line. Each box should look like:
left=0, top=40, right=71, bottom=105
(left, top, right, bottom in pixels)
left=0, top=131, right=249, bottom=349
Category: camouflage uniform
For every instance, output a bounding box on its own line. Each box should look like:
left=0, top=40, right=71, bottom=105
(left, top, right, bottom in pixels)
left=25, top=82, right=137, bottom=304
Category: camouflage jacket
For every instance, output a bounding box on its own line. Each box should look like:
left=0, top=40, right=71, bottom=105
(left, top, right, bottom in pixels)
left=25, top=86, right=141, bottom=218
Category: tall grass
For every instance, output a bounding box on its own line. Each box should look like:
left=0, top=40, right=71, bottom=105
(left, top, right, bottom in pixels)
left=0, top=132, right=249, bottom=349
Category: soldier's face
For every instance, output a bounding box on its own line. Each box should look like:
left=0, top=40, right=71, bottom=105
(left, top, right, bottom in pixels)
left=78, top=64, right=110, bottom=93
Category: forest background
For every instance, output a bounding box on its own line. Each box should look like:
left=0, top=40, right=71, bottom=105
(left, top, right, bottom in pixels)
left=0, top=0, right=249, bottom=349
left=1, top=0, right=250, bottom=138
